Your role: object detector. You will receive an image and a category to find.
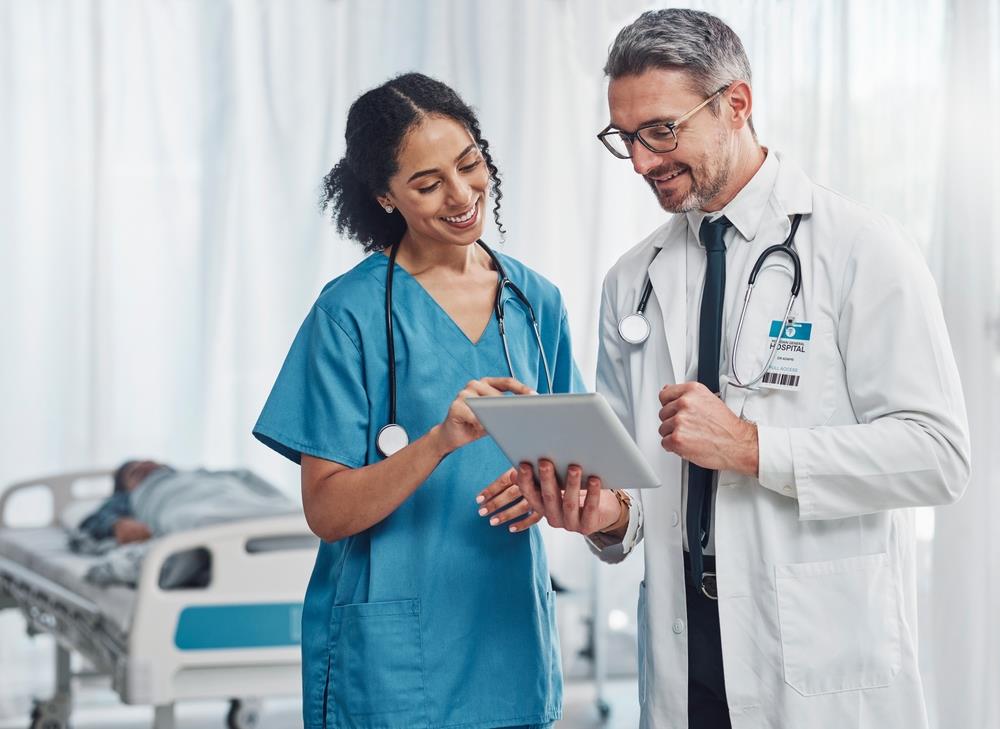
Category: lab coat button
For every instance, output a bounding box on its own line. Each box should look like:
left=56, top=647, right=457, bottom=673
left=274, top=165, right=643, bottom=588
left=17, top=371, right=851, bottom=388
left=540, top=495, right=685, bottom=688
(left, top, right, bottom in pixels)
left=671, top=511, right=679, bottom=527
left=672, top=618, right=685, bottom=634
left=782, top=485, right=793, bottom=494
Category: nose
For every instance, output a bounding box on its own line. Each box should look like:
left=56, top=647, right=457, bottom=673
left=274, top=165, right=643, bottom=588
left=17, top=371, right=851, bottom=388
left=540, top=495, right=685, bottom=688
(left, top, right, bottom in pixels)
left=444, top=175, right=475, bottom=207
left=630, top=143, right=665, bottom=177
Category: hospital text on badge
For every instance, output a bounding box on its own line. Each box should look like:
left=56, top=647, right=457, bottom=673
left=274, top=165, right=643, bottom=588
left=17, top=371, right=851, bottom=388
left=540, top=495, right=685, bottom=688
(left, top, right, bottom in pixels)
left=761, top=320, right=812, bottom=391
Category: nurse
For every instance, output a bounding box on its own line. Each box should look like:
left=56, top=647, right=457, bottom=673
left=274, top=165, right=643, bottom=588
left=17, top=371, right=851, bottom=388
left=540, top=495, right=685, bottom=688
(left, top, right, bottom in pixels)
left=253, top=72, right=580, bottom=729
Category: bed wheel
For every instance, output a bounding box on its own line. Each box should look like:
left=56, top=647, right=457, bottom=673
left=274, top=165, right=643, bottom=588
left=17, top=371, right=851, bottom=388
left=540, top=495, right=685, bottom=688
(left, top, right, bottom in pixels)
left=29, top=699, right=70, bottom=729
left=226, top=698, right=261, bottom=729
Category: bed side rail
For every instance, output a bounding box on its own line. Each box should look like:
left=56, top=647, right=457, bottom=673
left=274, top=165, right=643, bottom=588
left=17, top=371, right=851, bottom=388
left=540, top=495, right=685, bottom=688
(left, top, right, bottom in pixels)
left=0, top=469, right=114, bottom=528
left=128, top=513, right=316, bottom=704
left=136, top=513, right=316, bottom=596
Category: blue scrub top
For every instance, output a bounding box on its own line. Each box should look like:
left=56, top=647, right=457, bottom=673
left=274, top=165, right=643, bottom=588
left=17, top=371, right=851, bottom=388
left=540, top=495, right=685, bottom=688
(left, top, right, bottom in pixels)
left=254, top=251, right=583, bottom=729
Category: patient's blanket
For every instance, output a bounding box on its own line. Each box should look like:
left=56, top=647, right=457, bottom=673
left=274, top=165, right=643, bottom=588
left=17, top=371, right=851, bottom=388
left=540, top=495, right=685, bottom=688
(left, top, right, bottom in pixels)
left=74, top=468, right=295, bottom=587
left=130, top=468, right=294, bottom=536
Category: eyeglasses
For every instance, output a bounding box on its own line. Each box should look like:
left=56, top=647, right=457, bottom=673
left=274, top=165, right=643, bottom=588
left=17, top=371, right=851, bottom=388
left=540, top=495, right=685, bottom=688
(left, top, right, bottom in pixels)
left=597, top=85, right=730, bottom=159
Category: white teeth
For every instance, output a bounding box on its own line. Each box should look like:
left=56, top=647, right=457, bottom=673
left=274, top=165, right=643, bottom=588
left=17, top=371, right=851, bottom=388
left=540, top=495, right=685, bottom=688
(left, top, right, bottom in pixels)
left=443, top=202, right=477, bottom=223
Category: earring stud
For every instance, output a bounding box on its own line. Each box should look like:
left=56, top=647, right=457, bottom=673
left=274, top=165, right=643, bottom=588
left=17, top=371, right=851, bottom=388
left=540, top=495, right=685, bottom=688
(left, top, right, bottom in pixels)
left=384, top=205, right=394, bottom=214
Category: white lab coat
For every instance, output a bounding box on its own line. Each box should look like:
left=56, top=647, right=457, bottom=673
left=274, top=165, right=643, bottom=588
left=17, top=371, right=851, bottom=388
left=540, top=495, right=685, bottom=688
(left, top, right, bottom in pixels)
left=592, top=154, right=971, bottom=729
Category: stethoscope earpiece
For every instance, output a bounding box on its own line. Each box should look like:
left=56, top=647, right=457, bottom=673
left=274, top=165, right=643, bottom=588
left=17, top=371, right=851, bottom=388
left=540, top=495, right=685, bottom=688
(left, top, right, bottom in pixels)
left=617, top=313, right=651, bottom=345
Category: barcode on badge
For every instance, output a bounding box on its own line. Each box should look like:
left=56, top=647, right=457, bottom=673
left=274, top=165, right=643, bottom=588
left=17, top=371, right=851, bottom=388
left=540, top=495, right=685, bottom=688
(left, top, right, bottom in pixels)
left=762, top=372, right=800, bottom=387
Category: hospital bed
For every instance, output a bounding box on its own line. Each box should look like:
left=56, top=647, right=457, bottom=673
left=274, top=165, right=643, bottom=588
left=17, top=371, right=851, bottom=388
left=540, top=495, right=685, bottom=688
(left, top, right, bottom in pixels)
left=0, top=469, right=317, bottom=729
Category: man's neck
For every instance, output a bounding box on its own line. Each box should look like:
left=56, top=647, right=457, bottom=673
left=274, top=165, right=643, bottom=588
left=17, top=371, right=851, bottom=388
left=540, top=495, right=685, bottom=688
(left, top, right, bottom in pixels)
left=702, top=142, right=767, bottom=213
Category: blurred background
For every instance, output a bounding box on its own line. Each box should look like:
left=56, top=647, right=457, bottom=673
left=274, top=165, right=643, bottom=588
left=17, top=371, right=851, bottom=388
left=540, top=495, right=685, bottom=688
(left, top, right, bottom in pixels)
left=1, top=0, right=998, bottom=727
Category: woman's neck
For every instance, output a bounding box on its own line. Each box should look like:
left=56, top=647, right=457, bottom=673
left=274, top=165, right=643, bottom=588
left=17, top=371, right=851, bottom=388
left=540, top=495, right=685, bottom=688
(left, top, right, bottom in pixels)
left=393, top=232, right=490, bottom=278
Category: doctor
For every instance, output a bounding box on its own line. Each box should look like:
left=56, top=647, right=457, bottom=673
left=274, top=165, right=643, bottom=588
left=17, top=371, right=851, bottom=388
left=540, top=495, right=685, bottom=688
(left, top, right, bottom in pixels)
left=490, top=9, right=972, bottom=729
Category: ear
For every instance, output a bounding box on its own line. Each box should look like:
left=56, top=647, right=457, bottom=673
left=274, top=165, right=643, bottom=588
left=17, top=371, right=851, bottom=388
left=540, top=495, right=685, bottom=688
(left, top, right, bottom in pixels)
left=376, top=195, right=393, bottom=211
left=725, top=81, right=753, bottom=131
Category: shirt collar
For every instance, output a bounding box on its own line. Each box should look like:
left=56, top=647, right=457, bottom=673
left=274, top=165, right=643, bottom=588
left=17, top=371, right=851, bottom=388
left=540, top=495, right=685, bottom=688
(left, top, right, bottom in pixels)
left=684, top=147, right=781, bottom=246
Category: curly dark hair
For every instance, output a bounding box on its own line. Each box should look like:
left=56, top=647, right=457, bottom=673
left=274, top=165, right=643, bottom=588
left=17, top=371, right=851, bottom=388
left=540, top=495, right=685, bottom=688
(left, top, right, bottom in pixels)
left=321, top=72, right=505, bottom=252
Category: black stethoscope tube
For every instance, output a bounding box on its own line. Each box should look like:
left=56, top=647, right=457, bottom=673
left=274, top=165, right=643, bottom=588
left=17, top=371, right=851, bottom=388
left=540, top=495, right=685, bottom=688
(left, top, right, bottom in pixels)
left=378, top=239, right=553, bottom=457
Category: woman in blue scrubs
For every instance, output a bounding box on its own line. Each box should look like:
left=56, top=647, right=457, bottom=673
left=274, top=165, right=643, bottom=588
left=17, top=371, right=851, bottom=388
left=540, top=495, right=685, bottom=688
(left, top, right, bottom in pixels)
left=253, top=73, right=581, bottom=729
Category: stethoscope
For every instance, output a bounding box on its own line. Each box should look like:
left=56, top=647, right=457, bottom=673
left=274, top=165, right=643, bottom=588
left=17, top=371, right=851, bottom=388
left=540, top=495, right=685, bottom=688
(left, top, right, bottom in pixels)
left=617, top=214, right=804, bottom=390
left=376, top=240, right=554, bottom=458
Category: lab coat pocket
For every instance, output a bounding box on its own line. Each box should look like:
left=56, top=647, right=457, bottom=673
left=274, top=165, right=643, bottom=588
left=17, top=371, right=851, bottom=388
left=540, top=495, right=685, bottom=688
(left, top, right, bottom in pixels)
left=775, top=553, right=901, bottom=696
left=327, top=598, right=427, bottom=728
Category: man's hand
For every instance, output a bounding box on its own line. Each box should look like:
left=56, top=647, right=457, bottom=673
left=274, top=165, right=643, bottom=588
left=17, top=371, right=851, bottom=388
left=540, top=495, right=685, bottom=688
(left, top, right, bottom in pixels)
left=509, top=460, right=622, bottom=537
left=658, top=382, right=758, bottom=476
left=113, top=518, right=152, bottom=544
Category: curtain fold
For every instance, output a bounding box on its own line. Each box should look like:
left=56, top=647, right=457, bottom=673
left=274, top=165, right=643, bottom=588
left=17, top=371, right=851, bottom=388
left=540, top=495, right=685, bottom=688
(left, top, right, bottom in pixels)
left=928, top=0, right=1000, bottom=726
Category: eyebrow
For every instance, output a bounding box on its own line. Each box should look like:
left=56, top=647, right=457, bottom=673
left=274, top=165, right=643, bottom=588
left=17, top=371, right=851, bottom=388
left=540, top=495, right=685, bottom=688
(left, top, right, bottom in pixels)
left=406, top=144, right=478, bottom=183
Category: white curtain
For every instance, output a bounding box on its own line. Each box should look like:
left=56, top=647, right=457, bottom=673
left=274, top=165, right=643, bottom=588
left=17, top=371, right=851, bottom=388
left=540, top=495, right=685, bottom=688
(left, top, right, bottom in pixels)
left=1, top=0, right=997, bottom=723
left=929, top=0, right=1000, bottom=727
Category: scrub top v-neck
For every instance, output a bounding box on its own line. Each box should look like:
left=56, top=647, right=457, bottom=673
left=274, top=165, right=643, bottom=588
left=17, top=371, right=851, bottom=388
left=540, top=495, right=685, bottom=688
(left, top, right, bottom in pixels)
left=254, top=251, right=583, bottom=729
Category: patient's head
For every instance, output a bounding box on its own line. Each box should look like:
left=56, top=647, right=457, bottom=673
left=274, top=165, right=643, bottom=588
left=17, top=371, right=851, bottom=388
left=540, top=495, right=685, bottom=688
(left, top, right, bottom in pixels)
left=113, top=460, right=165, bottom=493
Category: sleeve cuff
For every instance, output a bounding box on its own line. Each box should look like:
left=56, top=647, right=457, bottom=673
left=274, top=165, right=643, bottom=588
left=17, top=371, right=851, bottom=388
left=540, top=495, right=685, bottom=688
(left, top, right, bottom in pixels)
left=756, top=425, right=798, bottom=498
left=585, top=491, right=643, bottom=561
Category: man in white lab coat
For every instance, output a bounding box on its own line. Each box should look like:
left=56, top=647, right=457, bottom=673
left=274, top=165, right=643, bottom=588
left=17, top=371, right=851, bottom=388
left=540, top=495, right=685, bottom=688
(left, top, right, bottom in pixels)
left=508, top=8, right=971, bottom=729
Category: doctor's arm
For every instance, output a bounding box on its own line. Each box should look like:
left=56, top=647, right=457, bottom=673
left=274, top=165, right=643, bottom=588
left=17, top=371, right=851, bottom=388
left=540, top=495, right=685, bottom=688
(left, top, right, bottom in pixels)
left=301, top=377, right=532, bottom=542
left=755, top=217, right=971, bottom=520
left=584, top=276, right=645, bottom=560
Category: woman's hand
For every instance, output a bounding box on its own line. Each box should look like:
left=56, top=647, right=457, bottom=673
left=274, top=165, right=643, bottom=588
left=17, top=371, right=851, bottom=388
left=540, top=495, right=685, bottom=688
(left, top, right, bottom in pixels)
left=435, top=377, right=534, bottom=455
left=475, top=468, right=544, bottom=533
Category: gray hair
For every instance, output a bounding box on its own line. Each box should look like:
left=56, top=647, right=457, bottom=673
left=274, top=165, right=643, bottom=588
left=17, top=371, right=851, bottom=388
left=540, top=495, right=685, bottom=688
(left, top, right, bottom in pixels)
left=605, top=9, right=753, bottom=118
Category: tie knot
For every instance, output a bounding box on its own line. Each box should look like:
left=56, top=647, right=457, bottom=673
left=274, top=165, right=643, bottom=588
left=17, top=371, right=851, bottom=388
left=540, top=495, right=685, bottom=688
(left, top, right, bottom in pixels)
left=699, top=215, right=731, bottom=253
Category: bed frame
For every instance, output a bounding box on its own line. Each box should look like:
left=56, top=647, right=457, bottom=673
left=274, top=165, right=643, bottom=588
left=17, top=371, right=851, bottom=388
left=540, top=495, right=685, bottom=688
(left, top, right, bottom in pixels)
left=0, top=469, right=316, bottom=729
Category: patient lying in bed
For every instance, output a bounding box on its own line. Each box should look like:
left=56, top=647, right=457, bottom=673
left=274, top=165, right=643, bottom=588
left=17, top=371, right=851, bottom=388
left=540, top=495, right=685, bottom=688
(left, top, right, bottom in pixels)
left=71, top=460, right=296, bottom=587
left=79, top=460, right=293, bottom=544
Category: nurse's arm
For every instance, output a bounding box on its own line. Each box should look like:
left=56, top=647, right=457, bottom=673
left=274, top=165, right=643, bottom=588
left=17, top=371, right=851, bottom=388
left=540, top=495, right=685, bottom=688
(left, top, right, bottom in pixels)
left=301, top=377, right=532, bottom=542
left=300, top=437, right=447, bottom=543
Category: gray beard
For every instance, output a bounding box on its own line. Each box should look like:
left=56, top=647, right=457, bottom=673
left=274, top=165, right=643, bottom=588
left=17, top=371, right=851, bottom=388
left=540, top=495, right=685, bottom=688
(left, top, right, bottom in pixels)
left=654, top=136, right=734, bottom=213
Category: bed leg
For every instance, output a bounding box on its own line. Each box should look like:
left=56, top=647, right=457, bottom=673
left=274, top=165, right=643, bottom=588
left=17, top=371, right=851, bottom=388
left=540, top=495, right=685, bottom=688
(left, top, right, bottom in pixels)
left=29, top=649, right=72, bottom=729
left=153, top=704, right=176, bottom=729
left=54, top=644, right=72, bottom=699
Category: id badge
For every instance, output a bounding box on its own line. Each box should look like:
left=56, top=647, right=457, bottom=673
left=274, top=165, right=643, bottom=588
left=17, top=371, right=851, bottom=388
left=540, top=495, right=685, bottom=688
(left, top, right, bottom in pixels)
left=760, top=320, right=811, bottom=391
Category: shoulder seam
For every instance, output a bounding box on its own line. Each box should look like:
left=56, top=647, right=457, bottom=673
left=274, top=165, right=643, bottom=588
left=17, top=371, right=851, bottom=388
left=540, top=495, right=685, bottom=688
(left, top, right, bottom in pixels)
left=314, top=304, right=363, bottom=358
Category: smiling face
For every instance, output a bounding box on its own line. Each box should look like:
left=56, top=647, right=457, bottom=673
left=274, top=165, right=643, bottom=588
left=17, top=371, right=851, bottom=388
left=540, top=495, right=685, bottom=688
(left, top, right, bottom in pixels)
left=608, top=67, right=736, bottom=213
left=379, top=115, right=490, bottom=250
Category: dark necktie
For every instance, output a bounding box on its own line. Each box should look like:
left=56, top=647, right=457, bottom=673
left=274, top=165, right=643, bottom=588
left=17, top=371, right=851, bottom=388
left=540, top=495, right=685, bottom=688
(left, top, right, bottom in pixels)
left=687, top=215, right=731, bottom=594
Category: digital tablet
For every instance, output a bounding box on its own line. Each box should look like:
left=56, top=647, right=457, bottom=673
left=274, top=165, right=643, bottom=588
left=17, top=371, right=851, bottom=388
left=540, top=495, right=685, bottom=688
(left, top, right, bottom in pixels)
left=466, top=393, right=661, bottom=490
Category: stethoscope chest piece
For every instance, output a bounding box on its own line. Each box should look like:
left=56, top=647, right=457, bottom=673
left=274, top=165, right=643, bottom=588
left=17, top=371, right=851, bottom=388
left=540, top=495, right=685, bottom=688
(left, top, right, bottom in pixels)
left=618, top=313, right=651, bottom=345
left=376, top=423, right=409, bottom=458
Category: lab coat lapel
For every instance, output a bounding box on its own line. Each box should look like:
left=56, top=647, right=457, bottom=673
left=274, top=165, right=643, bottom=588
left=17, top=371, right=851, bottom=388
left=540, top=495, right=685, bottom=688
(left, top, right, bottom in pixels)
left=723, top=158, right=813, bottom=409
left=724, top=213, right=795, bottom=405
left=647, top=217, right=689, bottom=384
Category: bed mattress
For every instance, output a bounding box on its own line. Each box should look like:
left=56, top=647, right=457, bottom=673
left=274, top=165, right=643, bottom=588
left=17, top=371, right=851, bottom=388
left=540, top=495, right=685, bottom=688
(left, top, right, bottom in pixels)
left=0, top=527, right=134, bottom=637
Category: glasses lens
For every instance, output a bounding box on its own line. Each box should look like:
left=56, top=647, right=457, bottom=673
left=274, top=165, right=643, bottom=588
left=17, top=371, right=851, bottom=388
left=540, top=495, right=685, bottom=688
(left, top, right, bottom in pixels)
left=600, top=131, right=632, bottom=159
left=637, top=125, right=678, bottom=153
